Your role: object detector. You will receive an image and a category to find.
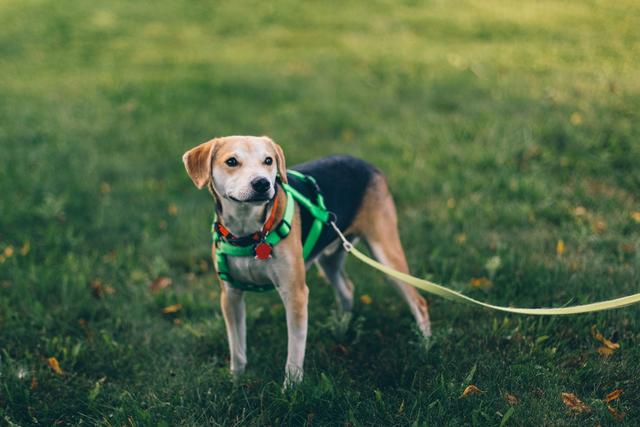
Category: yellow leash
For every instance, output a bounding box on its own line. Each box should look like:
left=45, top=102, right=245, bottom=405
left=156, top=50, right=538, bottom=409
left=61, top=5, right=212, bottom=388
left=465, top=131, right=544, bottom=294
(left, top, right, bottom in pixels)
left=330, top=223, right=640, bottom=315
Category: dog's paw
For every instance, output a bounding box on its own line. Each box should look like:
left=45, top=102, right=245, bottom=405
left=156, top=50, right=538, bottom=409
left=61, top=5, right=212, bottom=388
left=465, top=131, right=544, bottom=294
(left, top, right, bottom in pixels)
left=419, top=320, right=432, bottom=338
left=282, top=365, right=303, bottom=392
left=230, top=366, right=246, bottom=383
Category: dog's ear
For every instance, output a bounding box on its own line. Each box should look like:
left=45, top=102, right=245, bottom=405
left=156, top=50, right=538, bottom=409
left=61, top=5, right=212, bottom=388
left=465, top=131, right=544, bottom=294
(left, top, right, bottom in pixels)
left=265, top=137, right=288, bottom=184
left=182, top=139, right=218, bottom=189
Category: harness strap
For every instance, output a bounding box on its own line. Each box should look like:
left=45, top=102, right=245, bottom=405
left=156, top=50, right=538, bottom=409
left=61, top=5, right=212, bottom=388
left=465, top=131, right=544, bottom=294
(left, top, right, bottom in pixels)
left=282, top=170, right=329, bottom=259
left=212, top=170, right=330, bottom=292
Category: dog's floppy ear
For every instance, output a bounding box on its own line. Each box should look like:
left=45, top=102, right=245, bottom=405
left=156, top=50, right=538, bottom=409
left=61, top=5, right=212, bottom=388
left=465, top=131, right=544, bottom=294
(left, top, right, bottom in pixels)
left=265, top=137, right=288, bottom=184
left=182, top=139, right=218, bottom=189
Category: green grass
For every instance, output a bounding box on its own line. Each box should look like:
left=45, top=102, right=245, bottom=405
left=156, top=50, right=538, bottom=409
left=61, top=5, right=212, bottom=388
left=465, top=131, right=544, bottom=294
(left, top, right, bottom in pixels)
left=1, top=0, right=640, bottom=425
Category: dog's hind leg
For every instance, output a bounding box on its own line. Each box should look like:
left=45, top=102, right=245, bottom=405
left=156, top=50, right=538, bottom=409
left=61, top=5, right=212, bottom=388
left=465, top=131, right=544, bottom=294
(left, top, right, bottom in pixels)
left=351, top=174, right=432, bottom=337
left=316, top=243, right=355, bottom=314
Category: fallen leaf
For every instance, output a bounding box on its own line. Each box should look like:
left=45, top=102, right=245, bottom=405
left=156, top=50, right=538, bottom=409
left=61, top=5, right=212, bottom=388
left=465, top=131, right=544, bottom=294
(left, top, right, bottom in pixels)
left=20, top=241, right=30, bottom=256
left=168, top=203, right=178, bottom=216
left=556, top=240, right=565, bottom=256
left=604, top=389, right=623, bottom=403
left=460, top=385, right=483, bottom=398
left=597, top=346, right=614, bottom=357
left=607, top=405, right=625, bottom=421
left=594, top=220, right=607, bottom=234
left=455, top=233, right=467, bottom=244
left=90, top=280, right=104, bottom=298
left=574, top=206, right=587, bottom=217
left=162, top=304, right=182, bottom=314
left=91, top=280, right=115, bottom=298
left=149, top=277, right=172, bottom=293
left=591, top=325, right=620, bottom=350
left=470, top=277, right=492, bottom=288
left=47, top=357, right=63, bottom=375
left=360, top=294, right=373, bottom=305
left=570, top=112, right=583, bottom=125
left=561, top=392, right=590, bottom=413
left=620, top=243, right=635, bottom=254
left=631, top=212, right=640, bottom=223
left=4, top=245, right=14, bottom=257
left=504, top=393, right=519, bottom=405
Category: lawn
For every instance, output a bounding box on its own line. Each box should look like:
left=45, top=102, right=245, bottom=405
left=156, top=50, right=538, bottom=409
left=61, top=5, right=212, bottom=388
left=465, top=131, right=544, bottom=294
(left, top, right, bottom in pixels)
left=1, top=0, right=639, bottom=425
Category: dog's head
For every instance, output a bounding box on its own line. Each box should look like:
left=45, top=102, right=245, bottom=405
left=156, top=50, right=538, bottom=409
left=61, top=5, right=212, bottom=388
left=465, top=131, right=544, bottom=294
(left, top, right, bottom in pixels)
left=182, top=135, right=287, bottom=203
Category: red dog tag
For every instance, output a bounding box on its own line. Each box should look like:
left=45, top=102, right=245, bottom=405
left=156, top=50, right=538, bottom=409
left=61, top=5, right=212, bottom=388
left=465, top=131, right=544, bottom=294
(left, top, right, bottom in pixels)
left=254, top=242, right=272, bottom=260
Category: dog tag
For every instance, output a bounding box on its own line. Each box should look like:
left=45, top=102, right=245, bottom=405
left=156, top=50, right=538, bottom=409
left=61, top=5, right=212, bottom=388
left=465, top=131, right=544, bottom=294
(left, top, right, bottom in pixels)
left=254, top=241, right=272, bottom=260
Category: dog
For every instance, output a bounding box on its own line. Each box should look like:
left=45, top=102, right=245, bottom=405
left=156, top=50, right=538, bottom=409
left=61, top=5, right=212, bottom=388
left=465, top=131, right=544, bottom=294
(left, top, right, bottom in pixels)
left=182, top=135, right=431, bottom=387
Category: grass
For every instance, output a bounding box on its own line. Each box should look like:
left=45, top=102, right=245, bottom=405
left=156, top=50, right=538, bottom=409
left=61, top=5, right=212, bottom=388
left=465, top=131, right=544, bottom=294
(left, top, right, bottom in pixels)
left=1, top=0, right=639, bottom=425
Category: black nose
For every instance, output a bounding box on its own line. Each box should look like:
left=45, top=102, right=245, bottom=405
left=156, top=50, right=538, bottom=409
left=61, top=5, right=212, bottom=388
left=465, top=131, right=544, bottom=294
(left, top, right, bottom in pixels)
left=251, top=177, right=271, bottom=193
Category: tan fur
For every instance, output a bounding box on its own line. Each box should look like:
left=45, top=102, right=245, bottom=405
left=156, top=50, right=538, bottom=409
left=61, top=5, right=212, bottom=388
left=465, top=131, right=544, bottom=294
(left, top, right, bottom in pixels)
left=182, top=138, right=218, bottom=189
left=183, top=136, right=287, bottom=192
left=264, top=136, right=288, bottom=184
left=348, top=174, right=432, bottom=336
left=184, top=136, right=431, bottom=387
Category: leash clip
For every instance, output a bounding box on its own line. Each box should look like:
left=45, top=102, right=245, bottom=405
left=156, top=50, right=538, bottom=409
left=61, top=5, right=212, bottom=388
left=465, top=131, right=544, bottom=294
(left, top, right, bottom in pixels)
left=330, top=220, right=353, bottom=252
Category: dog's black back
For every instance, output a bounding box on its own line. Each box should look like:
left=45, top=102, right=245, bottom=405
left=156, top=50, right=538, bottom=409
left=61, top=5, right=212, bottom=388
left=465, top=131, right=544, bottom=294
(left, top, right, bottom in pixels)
left=288, top=155, right=379, bottom=260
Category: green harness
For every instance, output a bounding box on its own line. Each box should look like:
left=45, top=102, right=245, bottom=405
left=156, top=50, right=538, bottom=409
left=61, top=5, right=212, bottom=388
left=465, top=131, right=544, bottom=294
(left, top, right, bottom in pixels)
left=212, top=170, right=331, bottom=292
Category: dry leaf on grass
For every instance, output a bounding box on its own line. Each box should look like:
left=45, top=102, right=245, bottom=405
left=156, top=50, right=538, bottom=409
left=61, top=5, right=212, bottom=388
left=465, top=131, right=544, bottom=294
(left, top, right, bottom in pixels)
left=561, top=392, right=590, bottom=413
left=4, top=245, right=14, bottom=257
left=162, top=304, right=182, bottom=314
left=570, top=112, right=583, bottom=126
left=504, top=393, right=519, bottom=405
left=149, top=277, right=172, bottom=293
left=591, top=325, right=620, bottom=350
left=47, top=357, right=63, bottom=375
left=91, top=280, right=115, bottom=299
left=460, top=385, right=483, bottom=398
left=470, top=277, right=492, bottom=288
left=593, top=220, right=607, bottom=234
left=574, top=206, right=587, bottom=217
left=360, top=294, right=373, bottom=305
left=604, top=389, right=623, bottom=403
left=20, top=241, right=30, bottom=256
left=597, top=347, right=614, bottom=357
left=556, top=240, right=565, bottom=256
left=607, top=405, right=625, bottom=422
left=631, top=212, right=640, bottom=223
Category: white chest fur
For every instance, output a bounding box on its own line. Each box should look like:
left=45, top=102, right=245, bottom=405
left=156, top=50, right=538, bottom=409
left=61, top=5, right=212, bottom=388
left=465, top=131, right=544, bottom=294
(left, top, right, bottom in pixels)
left=219, top=244, right=296, bottom=288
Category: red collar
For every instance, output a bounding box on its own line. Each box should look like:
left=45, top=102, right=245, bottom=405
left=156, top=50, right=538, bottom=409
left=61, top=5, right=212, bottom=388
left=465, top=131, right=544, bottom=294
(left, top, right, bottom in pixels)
left=214, top=193, right=280, bottom=244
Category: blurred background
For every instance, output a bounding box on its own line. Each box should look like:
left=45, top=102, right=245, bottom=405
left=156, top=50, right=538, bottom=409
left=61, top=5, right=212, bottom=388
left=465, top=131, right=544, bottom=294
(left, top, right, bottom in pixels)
left=1, top=1, right=639, bottom=425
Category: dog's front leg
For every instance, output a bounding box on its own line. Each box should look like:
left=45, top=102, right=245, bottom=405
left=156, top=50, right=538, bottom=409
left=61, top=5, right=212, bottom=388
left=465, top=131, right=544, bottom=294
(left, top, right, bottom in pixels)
left=276, top=275, right=309, bottom=389
left=220, top=283, right=247, bottom=379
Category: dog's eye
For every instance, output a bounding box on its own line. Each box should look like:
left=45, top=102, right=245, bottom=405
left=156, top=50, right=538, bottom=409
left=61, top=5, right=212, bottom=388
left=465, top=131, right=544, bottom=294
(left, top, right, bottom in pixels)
left=225, top=157, right=239, bottom=167
left=264, top=157, right=273, bottom=166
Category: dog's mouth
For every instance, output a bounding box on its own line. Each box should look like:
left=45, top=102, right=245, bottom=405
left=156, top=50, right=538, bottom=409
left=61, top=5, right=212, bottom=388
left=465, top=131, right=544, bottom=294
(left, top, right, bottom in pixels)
left=227, top=194, right=271, bottom=204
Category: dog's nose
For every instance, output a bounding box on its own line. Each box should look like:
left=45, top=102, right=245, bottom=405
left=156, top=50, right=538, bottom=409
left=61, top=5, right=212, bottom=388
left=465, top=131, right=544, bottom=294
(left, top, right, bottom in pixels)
left=251, top=177, right=271, bottom=193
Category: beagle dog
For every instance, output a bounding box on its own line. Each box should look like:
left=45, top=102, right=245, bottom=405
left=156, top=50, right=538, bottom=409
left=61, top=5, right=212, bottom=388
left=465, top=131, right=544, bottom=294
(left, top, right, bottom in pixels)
left=183, top=135, right=431, bottom=387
